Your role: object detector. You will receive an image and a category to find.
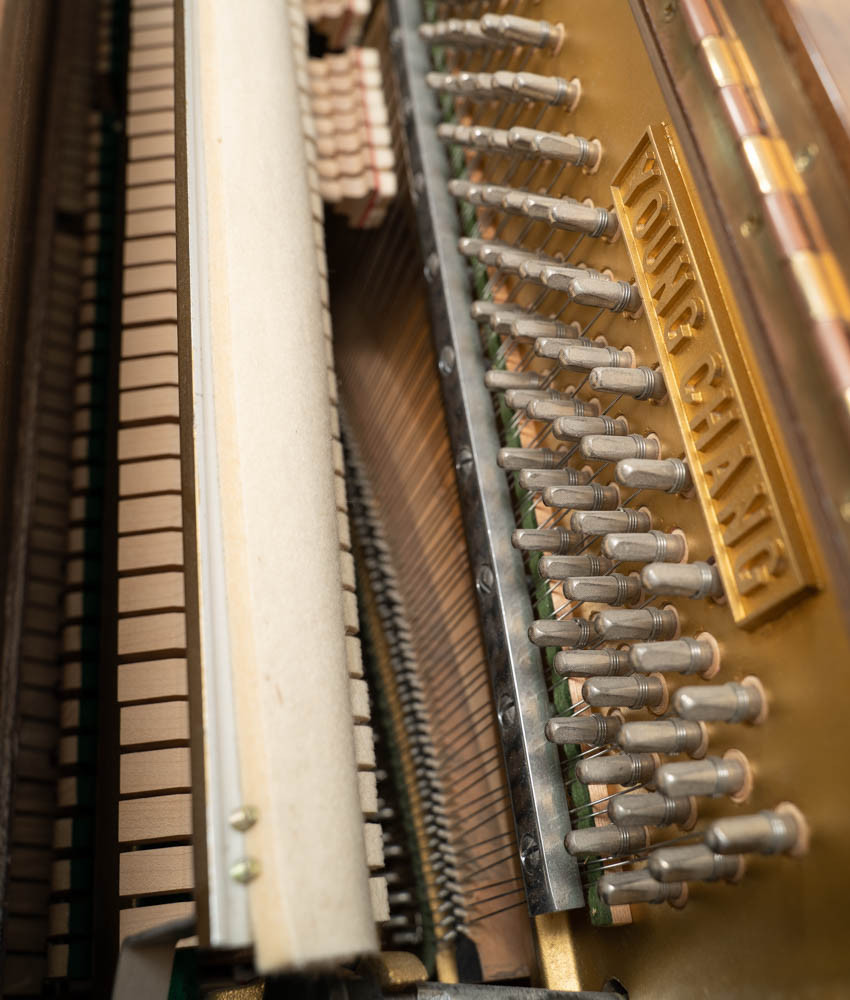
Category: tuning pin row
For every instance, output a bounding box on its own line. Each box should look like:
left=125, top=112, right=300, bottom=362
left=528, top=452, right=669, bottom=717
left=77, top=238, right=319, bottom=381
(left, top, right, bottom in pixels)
left=438, top=122, right=601, bottom=171
left=427, top=70, right=581, bottom=109
left=310, top=50, right=396, bottom=227
left=449, top=178, right=618, bottom=239
left=598, top=803, right=808, bottom=907
left=420, top=13, right=565, bottom=50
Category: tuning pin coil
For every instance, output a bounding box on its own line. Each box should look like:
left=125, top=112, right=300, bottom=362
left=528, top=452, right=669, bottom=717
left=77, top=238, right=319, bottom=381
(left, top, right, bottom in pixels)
left=617, top=719, right=708, bottom=758
left=574, top=751, right=658, bottom=786
left=641, top=561, right=723, bottom=599
left=616, top=457, right=691, bottom=493
left=545, top=712, right=621, bottom=746
left=602, top=530, right=687, bottom=564
left=528, top=618, right=594, bottom=648
left=598, top=869, right=687, bottom=907
left=593, top=605, right=677, bottom=641
left=542, top=483, right=620, bottom=511
left=564, top=574, right=642, bottom=607
left=649, top=844, right=744, bottom=883
left=553, top=648, right=631, bottom=678
left=608, top=790, right=696, bottom=829
left=654, top=752, right=751, bottom=801
left=582, top=673, right=667, bottom=711
left=629, top=634, right=720, bottom=678
left=565, top=824, right=650, bottom=858
left=705, top=803, right=809, bottom=857
left=672, top=677, right=767, bottom=724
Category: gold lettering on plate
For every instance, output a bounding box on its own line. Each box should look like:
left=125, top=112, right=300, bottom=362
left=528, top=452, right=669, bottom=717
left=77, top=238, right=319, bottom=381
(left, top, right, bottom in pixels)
left=611, top=125, right=816, bottom=626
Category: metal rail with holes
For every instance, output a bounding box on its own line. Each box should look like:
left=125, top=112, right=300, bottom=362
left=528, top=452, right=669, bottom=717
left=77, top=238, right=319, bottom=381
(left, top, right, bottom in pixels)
left=387, top=0, right=584, bottom=914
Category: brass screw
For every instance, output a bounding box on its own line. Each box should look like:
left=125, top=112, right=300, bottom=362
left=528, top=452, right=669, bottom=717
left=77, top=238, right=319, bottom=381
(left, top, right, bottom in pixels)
left=229, top=805, right=259, bottom=832
left=230, top=857, right=261, bottom=884
left=662, top=1, right=678, bottom=21
left=794, top=142, right=819, bottom=173
left=739, top=213, right=761, bottom=238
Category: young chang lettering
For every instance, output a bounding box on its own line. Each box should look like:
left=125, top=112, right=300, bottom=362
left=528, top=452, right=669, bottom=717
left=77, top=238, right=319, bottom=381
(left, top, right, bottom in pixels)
left=612, top=128, right=815, bottom=624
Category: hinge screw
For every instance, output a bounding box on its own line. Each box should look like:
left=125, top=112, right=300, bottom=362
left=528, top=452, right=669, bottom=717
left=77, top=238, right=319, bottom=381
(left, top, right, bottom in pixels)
left=230, top=857, right=261, bottom=884
left=229, top=806, right=259, bottom=832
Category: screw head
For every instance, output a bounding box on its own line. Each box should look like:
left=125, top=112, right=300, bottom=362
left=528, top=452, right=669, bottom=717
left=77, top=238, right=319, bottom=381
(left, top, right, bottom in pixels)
left=520, top=832, right=541, bottom=872
left=662, top=1, right=677, bottom=21
left=794, top=142, right=819, bottom=173
left=455, top=446, right=473, bottom=474
left=424, top=251, right=440, bottom=282
left=739, top=213, right=761, bottom=238
left=477, top=564, right=495, bottom=594
left=438, top=344, right=455, bottom=375
left=497, top=692, right=518, bottom=731
left=229, top=805, right=259, bottom=832
left=230, top=857, right=261, bottom=884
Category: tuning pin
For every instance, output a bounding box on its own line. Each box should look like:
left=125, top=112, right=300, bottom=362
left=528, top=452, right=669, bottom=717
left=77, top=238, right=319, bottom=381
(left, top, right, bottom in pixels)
left=589, top=365, right=666, bottom=400
left=448, top=177, right=481, bottom=202
left=484, top=370, right=545, bottom=391
left=545, top=713, right=621, bottom=746
left=617, top=719, right=708, bottom=757
left=507, top=316, right=579, bottom=340
left=458, top=236, right=489, bottom=259
left=594, top=606, right=678, bottom=641
left=552, top=415, right=628, bottom=442
left=629, top=634, right=720, bottom=678
left=548, top=200, right=617, bottom=239
left=641, top=561, right=723, bottom=599
left=506, top=127, right=601, bottom=169
left=672, top=677, right=767, bottom=724
left=426, top=71, right=494, bottom=99
left=528, top=618, right=593, bottom=647
left=705, top=803, right=808, bottom=856
left=511, top=527, right=579, bottom=554
left=528, top=398, right=600, bottom=421
left=479, top=13, right=565, bottom=49
left=510, top=191, right=617, bottom=238
left=539, top=554, right=612, bottom=580
left=524, top=259, right=596, bottom=285
left=519, top=468, right=592, bottom=492
left=598, top=869, right=687, bottom=907
left=571, top=508, right=652, bottom=536
left=498, top=447, right=564, bottom=470
left=535, top=336, right=593, bottom=361
left=558, top=343, right=633, bottom=372
left=654, top=752, right=751, bottom=800
left=564, top=574, right=642, bottom=607
left=419, top=19, right=489, bottom=46
left=491, top=70, right=580, bottom=109
left=565, top=824, right=650, bottom=858
left=542, top=483, right=620, bottom=511
left=601, top=530, right=687, bottom=564
left=471, top=300, right=527, bottom=322
left=580, top=433, right=661, bottom=462
left=616, top=457, right=691, bottom=493
left=499, top=245, right=558, bottom=274
left=582, top=673, right=667, bottom=710
left=608, top=790, right=696, bottom=829
left=649, top=844, right=744, bottom=883
left=503, top=388, right=566, bottom=411
left=553, top=648, right=630, bottom=678
left=575, top=752, right=658, bottom=786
